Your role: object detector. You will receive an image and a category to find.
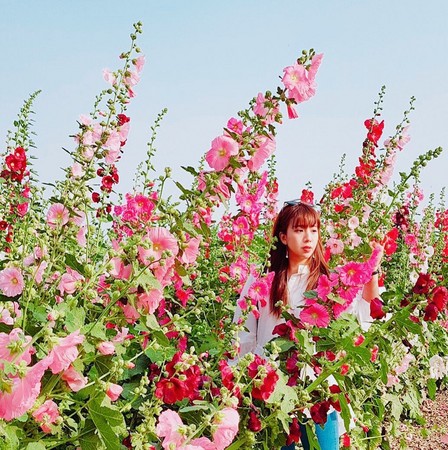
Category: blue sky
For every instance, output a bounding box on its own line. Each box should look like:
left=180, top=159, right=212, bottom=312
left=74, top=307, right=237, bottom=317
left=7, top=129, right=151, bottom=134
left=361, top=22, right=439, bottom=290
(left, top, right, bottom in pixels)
left=1, top=1, right=447, bottom=206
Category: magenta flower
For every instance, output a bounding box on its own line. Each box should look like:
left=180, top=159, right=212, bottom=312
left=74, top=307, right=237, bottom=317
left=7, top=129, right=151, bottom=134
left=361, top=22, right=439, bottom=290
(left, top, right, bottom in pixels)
left=180, top=236, right=201, bottom=265
left=0, top=267, right=24, bottom=297
left=46, top=203, right=70, bottom=229
left=139, top=227, right=179, bottom=264
left=205, top=135, right=239, bottom=171
left=300, top=302, right=330, bottom=328
left=338, top=261, right=371, bottom=286
left=317, top=272, right=338, bottom=300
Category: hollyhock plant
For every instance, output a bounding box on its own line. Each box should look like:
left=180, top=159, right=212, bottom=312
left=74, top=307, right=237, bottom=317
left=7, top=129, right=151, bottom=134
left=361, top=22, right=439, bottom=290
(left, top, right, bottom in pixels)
left=1, top=23, right=447, bottom=450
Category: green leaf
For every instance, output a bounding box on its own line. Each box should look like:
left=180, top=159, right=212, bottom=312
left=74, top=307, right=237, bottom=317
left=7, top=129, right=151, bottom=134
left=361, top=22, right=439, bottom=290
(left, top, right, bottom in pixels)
left=135, top=268, right=161, bottom=292
left=79, top=419, right=104, bottom=450
left=427, top=378, right=437, bottom=400
left=146, top=313, right=161, bottom=330
left=66, top=306, right=86, bottom=332
left=65, top=253, right=86, bottom=276
left=25, top=444, right=46, bottom=450
left=88, top=394, right=126, bottom=450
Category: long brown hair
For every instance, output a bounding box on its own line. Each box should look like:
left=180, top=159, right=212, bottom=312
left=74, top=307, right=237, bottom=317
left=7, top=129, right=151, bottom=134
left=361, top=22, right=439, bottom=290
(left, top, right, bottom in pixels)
left=269, top=203, right=329, bottom=317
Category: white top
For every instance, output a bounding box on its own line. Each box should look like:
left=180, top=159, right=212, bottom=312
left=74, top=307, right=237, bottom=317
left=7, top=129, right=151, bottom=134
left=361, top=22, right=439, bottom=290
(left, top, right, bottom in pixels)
left=233, top=265, right=373, bottom=359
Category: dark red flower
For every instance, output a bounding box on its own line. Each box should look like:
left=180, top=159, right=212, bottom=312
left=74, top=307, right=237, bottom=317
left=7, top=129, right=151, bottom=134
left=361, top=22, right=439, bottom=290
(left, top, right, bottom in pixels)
left=413, top=273, right=435, bottom=295
left=272, top=320, right=299, bottom=342
left=329, top=384, right=342, bottom=394
left=341, top=432, right=351, bottom=448
left=424, top=303, right=439, bottom=322
left=370, top=297, right=386, bottom=320
left=286, top=417, right=301, bottom=445
left=248, top=411, right=262, bottom=432
left=310, top=400, right=331, bottom=425
left=431, top=286, right=448, bottom=310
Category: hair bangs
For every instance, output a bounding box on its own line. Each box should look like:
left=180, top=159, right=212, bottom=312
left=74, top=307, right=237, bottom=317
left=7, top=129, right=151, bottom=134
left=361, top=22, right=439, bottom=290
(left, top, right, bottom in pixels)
left=290, top=204, right=320, bottom=229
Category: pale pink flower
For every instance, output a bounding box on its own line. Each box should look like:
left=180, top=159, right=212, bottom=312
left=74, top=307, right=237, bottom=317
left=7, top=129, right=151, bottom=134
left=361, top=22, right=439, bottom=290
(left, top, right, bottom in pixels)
left=103, top=68, right=117, bottom=85
left=326, top=238, right=344, bottom=255
left=79, top=114, right=92, bottom=126
left=32, top=399, right=60, bottom=433
left=347, top=216, right=359, bottom=230
left=282, top=63, right=307, bottom=91
left=300, top=302, right=330, bottom=328
left=0, top=358, right=50, bottom=420
left=58, top=267, right=84, bottom=296
left=34, top=260, right=48, bottom=284
left=112, top=327, right=129, bottom=343
left=48, top=330, right=85, bottom=374
left=46, top=203, right=70, bottom=229
left=0, top=328, right=34, bottom=368
left=106, top=383, right=123, bottom=401
left=181, top=236, right=201, bottom=265
left=61, top=365, right=87, bottom=392
left=105, top=130, right=122, bottom=164
left=395, top=353, right=415, bottom=375
left=156, top=409, right=185, bottom=449
left=247, top=135, right=276, bottom=171
left=212, top=407, right=239, bottom=450
left=226, top=117, right=243, bottom=135
left=97, top=341, right=116, bottom=356
left=205, top=135, right=239, bottom=171
left=76, top=226, right=87, bottom=247
left=133, top=55, right=146, bottom=73
left=0, top=267, right=25, bottom=297
left=386, top=374, right=399, bottom=387
left=71, top=162, right=84, bottom=178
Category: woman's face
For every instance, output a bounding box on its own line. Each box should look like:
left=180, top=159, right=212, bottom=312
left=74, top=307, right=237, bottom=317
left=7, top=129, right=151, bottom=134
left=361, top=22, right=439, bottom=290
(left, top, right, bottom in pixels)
left=280, top=222, right=319, bottom=265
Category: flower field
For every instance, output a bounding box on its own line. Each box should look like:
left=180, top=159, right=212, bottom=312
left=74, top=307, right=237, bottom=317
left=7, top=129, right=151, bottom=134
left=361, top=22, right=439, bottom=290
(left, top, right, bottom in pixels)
left=0, top=23, right=447, bottom=450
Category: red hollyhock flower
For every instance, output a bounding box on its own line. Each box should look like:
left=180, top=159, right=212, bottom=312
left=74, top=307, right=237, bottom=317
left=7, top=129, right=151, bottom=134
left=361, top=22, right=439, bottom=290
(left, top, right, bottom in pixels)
left=370, top=344, right=379, bottom=362
left=248, top=411, right=262, bottom=432
left=310, top=401, right=331, bottom=425
left=286, top=417, right=301, bottom=445
left=340, top=364, right=350, bottom=376
left=413, top=273, right=435, bottom=294
left=431, top=286, right=448, bottom=310
left=300, top=189, right=314, bottom=204
left=272, top=320, right=299, bottom=342
left=154, top=377, right=186, bottom=404
left=424, top=303, right=439, bottom=322
left=370, top=297, right=386, bottom=320
left=383, top=228, right=399, bottom=256
left=218, top=360, right=235, bottom=390
left=248, top=355, right=279, bottom=401
left=285, top=351, right=299, bottom=374
left=341, top=432, right=351, bottom=448
left=329, top=384, right=342, bottom=394
left=117, top=114, right=130, bottom=126
left=364, top=118, right=384, bottom=146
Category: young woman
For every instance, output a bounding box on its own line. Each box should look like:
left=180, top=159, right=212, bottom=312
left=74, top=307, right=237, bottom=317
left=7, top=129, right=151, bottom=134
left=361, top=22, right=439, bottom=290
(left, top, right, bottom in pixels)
left=234, top=200, right=381, bottom=450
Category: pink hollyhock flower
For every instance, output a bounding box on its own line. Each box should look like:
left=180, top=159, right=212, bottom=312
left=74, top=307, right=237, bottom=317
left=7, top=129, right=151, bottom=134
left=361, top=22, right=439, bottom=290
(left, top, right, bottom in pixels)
left=395, top=353, right=415, bottom=375
left=0, top=267, right=24, bottom=297
left=106, top=383, right=123, bottom=401
left=0, top=328, right=34, bottom=369
left=97, top=341, right=116, bottom=355
left=287, top=103, right=298, bottom=119
left=58, top=267, right=84, bottom=296
left=338, top=261, right=371, bottom=286
left=386, top=373, right=399, bottom=387
left=103, top=68, right=117, bottom=85
left=46, top=203, right=70, bottom=229
left=226, top=117, right=243, bottom=135
left=354, top=334, right=365, bottom=346
left=156, top=409, right=185, bottom=449
left=248, top=274, right=273, bottom=308
left=133, top=55, right=146, bottom=73
left=347, top=216, right=359, bottom=230
left=71, top=162, right=84, bottom=178
left=61, top=365, right=87, bottom=392
left=282, top=63, right=306, bottom=91
left=212, top=407, right=239, bottom=450
left=48, top=330, right=85, bottom=374
left=205, top=135, right=239, bottom=171
left=0, top=358, right=50, bottom=420
left=32, top=399, right=60, bottom=433
left=137, top=289, right=163, bottom=314
left=232, top=216, right=250, bottom=236
left=317, top=272, right=338, bottom=300
left=326, top=238, right=344, bottom=255
left=247, top=135, right=276, bottom=171
left=300, top=302, right=330, bottom=328
left=34, top=260, right=48, bottom=284
left=141, top=227, right=179, bottom=263
left=109, top=257, right=132, bottom=280
left=181, top=236, right=202, bottom=265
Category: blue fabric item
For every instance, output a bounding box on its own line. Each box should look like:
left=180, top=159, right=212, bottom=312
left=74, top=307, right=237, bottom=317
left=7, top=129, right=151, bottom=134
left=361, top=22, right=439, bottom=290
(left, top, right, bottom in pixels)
left=282, top=411, right=339, bottom=450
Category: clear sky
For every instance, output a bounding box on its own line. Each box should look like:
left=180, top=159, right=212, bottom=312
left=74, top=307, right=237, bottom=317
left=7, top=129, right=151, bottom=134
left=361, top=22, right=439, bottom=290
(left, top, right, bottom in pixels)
left=1, top=0, right=447, bottom=207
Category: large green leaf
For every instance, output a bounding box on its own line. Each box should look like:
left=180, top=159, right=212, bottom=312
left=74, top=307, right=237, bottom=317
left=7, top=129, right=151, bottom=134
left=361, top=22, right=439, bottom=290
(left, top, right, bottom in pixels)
left=88, top=394, right=126, bottom=450
left=79, top=419, right=104, bottom=450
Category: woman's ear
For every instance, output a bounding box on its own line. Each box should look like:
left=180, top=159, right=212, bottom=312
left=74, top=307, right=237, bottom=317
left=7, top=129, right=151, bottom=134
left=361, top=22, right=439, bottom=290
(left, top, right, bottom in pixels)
left=279, top=232, right=287, bottom=245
